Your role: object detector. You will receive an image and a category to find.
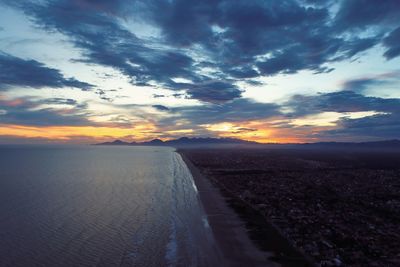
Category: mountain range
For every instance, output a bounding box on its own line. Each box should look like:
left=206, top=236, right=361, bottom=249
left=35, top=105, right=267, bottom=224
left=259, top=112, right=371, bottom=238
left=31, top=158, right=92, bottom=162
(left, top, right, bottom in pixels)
left=94, top=137, right=400, bottom=149
left=95, top=137, right=258, bottom=147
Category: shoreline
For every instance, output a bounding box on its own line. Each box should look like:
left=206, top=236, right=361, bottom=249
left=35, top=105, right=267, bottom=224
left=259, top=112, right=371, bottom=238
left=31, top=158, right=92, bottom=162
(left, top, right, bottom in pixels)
left=178, top=151, right=313, bottom=267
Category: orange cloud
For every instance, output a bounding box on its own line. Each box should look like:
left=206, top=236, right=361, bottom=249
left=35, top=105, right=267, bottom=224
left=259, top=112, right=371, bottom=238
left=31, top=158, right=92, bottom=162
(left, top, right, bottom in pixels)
left=0, top=124, right=157, bottom=143
left=202, top=120, right=334, bottom=143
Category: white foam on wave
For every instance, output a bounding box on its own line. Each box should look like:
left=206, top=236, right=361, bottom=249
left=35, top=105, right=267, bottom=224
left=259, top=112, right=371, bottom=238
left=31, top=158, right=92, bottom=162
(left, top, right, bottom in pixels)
left=191, top=178, right=198, bottom=194
left=175, top=153, right=199, bottom=194
left=202, top=216, right=210, bottom=229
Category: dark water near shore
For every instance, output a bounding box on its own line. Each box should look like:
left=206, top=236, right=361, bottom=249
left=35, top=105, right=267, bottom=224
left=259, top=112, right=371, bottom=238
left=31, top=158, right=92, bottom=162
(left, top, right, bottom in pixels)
left=0, top=145, right=220, bottom=267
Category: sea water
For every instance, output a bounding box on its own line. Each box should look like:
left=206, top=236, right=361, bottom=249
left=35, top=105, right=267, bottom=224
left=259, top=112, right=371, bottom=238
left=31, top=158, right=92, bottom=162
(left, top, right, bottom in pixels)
left=0, top=145, right=221, bottom=266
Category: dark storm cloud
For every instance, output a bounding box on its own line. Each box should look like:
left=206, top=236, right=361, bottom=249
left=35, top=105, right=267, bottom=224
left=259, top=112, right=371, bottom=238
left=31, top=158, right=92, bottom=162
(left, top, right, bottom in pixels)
left=256, top=35, right=379, bottom=75
left=287, top=91, right=400, bottom=116
left=145, top=0, right=218, bottom=47
left=334, top=0, right=400, bottom=30
left=334, top=0, right=400, bottom=59
left=142, top=0, right=384, bottom=75
left=338, top=37, right=381, bottom=59
left=0, top=52, right=93, bottom=90
left=222, top=65, right=259, bottom=79
left=339, top=71, right=400, bottom=93
left=3, top=0, right=399, bottom=104
left=2, top=0, right=208, bottom=98
left=316, top=113, right=400, bottom=141
left=342, top=78, right=387, bottom=93
left=0, top=97, right=91, bottom=126
left=333, top=0, right=400, bottom=60
left=244, top=80, right=264, bottom=86
left=383, top=26, right=400, bottom=60
left=39, top=98, right=78, bottom=106
left=0, top=108, right=89, bottom=126
left=286, top=91, right=400, bottom=140
left=152, top=104, right=169, bottom=111
left=165, top=98, right=281, bottom=125
left=171, top=80, right=242, bottom=103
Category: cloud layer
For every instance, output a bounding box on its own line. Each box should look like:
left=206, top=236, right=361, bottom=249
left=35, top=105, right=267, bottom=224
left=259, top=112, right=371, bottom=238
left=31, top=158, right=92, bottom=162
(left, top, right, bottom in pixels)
left=3, top=0, right=399, bottom=102
left=0, top=52, right=93, bottom=90
left=0, top=0, right=399, bottom=142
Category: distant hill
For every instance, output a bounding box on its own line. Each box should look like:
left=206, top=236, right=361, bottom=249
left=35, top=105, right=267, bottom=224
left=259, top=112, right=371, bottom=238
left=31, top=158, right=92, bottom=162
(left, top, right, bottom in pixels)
left=95, top=138, right=400, bottom=149
left=95, top=137, right=259, bottom=147
left=97, top=139, right=130, bottom=145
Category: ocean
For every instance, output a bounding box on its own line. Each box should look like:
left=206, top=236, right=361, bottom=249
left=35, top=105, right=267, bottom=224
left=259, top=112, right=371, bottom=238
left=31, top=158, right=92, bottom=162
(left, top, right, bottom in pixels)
left=0, top=145, right=221, bottom=266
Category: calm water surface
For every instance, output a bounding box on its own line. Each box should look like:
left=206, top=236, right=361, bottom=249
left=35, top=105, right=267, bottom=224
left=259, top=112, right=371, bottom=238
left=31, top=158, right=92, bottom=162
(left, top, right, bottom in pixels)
left=0, top=145, right=220, bottom=266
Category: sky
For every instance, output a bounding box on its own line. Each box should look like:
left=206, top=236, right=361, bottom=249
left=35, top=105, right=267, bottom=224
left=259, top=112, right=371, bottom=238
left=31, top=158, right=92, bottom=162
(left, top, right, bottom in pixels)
left=0, top=0, right=399, bottom=144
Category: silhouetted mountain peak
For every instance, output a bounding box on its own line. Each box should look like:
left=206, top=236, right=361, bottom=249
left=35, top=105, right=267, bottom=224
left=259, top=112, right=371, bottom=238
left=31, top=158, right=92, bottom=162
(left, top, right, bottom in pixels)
left=148, top=139, right=164, bottom=144
left=95, top=136, right=258, bottom=147
left=112, top=140, right=126, bottom=144
left=95, top=139, right=129, bottom=145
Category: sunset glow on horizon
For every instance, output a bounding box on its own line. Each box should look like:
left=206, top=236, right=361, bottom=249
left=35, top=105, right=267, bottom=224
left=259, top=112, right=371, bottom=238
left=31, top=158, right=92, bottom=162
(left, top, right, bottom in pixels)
left=0, top=121, right=305, bottom=144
